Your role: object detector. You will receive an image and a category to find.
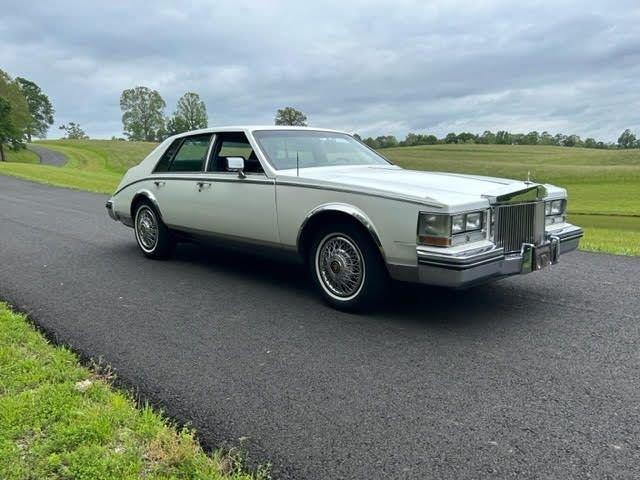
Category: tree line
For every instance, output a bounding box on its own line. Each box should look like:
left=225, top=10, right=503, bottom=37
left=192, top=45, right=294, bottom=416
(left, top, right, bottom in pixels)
left=0, top=69, right=54, bottom=160
left=355, top=129, right=640, bottom=150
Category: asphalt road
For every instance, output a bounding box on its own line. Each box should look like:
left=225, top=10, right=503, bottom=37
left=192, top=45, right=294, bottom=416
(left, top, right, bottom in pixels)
left=1, top=175, right=639, bottom=479
left=27, top=144, right=67, bottom=166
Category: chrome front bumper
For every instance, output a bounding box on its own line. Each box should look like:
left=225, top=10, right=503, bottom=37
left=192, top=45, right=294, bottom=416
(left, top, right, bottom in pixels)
left=416, top=224, right=583, bottom=288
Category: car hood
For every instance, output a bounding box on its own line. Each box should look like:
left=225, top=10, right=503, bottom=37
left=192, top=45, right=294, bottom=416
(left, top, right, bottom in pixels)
left=277, top=165, right=565, bottom=210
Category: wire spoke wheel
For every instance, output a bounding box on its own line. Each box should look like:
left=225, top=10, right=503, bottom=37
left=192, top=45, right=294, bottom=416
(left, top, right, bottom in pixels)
left=135, top=206, right=158, bottom=252
left=315, top=234, right=365, bottom=300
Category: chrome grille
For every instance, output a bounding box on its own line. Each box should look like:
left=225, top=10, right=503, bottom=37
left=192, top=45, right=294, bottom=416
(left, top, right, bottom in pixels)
left=493, top=202, right=545, bottom=253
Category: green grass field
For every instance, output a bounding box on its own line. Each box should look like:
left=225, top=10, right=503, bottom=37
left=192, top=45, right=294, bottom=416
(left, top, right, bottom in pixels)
left=3, top=147, right=39, bottom=164
left=0, top=303, right=266, bottom=479
left=0, top=140, right=638, bottom=254
left=382, top=144, right=640, bottom=216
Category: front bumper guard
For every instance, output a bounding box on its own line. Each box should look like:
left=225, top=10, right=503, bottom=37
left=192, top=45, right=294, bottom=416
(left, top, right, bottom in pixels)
left=416, top=225, right=583, bottom=288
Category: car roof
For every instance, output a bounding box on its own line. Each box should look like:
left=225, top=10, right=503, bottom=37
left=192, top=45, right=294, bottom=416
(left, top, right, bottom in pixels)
left=169, top=125, right=349, bottom=139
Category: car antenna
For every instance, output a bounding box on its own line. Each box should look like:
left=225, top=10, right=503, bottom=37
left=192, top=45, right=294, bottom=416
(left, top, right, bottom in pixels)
left=296, top=151, right=299, bottom=177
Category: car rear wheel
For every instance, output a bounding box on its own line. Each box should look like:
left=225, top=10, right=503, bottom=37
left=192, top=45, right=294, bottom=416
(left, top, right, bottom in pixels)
left=309, top=222, right=388, bottom=311
left=134, top=201, right=174, bottom=259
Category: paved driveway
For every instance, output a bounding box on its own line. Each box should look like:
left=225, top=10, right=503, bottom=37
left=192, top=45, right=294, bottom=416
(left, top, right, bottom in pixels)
left=1, top=175, right=638, bottom=479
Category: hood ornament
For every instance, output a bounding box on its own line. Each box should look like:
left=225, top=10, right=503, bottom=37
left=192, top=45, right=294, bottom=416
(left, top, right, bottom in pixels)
left=525, top=171, right=533, bottom=185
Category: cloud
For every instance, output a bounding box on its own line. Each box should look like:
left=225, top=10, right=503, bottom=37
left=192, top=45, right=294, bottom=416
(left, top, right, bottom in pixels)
left=1, top=0, right=639, bottom=140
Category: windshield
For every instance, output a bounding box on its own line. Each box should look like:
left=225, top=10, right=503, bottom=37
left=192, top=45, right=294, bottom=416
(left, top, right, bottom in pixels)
left=252, top=130, right=390, bottom=170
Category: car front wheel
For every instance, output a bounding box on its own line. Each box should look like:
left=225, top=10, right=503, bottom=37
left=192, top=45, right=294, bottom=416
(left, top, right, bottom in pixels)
left=309, top=222, right=388, bottom=311
left=134, top=201, right=174, bottom=259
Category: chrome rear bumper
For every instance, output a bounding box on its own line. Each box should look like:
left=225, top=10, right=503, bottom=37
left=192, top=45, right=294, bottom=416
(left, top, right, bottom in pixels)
left=106, top=199, right=119, bottom=221
left=415, top=224, right=583, bottom=288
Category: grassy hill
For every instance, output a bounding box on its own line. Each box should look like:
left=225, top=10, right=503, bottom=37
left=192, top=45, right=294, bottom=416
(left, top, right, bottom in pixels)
left=3, top=147, right=39, bottom=164
left=0, top=139, right=638, bottom=255
left=0, top=140, right=157, bottom=193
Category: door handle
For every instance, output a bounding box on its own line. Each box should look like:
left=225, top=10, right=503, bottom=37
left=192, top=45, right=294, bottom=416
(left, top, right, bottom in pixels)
left=196, top=181, right=212, bottom=191
left=153, top=180, right=165, bottom=187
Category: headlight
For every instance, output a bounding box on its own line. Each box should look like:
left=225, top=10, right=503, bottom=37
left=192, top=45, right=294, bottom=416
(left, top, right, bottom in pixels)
left=544, top=199, right=567, bottom=226
left=550, top=200, right=563, bottom=215
left=418, top=211, right=485, bottom=247
left=466, top=212, right=482, bottom=230
left=452, top=214, right=465, bottom=234
left=545, top=199, right=565, bottom=216
left=418, top=214, right=451, bottom=246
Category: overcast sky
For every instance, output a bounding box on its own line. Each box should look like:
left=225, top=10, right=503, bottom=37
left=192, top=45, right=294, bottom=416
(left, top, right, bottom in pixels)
left=1, top=0, right=639, bottom=141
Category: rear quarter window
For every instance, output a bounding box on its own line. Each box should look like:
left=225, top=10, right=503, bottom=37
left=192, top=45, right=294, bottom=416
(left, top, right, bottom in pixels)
left=153, top=139, right=181, bottom=172
left=153, top=134, right=212, bottom=173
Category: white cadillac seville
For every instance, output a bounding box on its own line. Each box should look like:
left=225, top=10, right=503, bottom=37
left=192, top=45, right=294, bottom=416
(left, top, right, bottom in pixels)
left=106, top=126, right=583, bottom=310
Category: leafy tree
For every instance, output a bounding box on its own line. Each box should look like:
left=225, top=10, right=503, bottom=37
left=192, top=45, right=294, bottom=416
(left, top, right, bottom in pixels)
left=401, top=133, right=439, bottom=146
left=363, top=137, right=378, bottom=148
left=0, top=97, right=18, bottom=161
left=495, top=131, right=512, bottom=144
left=584, top=137, right=597, bottom=149
left=539, top=131, right=554, bottom=145
left=524, top=131, right=539, bottom=145
left=165, top=116, right=186, bottom=137
left=16, top=77, right=54, bottom=141
left=554, top=133, right=566, bottom=146
left=120, top=86, right=166, bottom=141
left=0, top=69, right=30, bottom=160
left=563, top=134, right=581, bottom=147
left=511, top=133, right=525, bottom=145
left=617, top=129, right=637, bottom=149
left=274, top=106, right=307, bottom=126
left=374, top=135, right=398, bottom=148
left=402, top=133, right=421, bottom=146
left=166, top=92, right=207, bottom=136
left=59, top=122, right=88, bottom=139
left=444, top=132, right=458, bottom=144
left=477, top=131, right=496, bottom=144
left=456, top=132, right=477, bottom=144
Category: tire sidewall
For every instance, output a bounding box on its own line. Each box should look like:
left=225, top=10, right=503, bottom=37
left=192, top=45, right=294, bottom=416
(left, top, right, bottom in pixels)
left=134, top=201, right=173, bottom=259
left=134, top=204, right=159, bottom=254
left=309, top=222, right=387, bottom=311
left=314, top=232, right=367, bottom=303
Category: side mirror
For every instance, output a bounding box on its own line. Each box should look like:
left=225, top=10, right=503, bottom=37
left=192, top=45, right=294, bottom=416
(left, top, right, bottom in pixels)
left=226, top=157, right=246, bottom=178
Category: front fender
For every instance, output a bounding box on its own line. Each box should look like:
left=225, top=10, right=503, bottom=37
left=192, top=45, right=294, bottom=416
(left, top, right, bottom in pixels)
left=296, top=203, right=385, bottom=260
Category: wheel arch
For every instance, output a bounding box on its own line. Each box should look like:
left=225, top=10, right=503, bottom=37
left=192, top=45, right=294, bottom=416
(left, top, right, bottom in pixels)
left=130, top=189, right=163, bottom=222
left=297, top=203, right=386, bottom=262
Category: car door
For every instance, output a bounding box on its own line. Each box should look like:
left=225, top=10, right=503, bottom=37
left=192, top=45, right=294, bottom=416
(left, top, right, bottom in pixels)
left=191, top=131, right=279, bottom=245
left=150, top=133, right=214, bottom=230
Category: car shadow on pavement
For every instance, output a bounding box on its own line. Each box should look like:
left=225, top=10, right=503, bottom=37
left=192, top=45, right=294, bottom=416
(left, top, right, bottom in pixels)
left=159, top=240, right=531, bottom=328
